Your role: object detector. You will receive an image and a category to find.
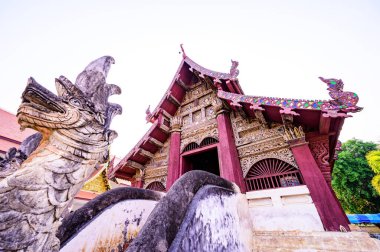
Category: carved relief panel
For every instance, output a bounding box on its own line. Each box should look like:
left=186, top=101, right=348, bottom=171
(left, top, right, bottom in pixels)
left=143, top=167, right=168, bottom=189
left=176, top=81, right=219, bottom=152
left=231, top=112, right=298, bottom=177
left=181, top=122, right=218, bottom=152
left=309, top=136, right=331, bottom=183
left=178, top=82, right=217, bottom=125
left=143, top=138, right=170, bottom=187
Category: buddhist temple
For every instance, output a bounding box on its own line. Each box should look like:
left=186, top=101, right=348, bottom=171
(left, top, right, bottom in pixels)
left=4, top=52, right=378, bottom=252
left=109, top=47, right=362, bottom=232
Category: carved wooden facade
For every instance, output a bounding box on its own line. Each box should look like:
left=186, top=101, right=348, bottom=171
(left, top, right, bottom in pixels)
left=231, top=112, right=298, bottom=178
left=143, top=138, right=170, bottom=188
left=141, top=80, right=221, bottom=188
left=179, top=81, right=219, bottom=152
left=139, top=79, right=304, bottom=190
left=112, top=50, right=360, bottom=231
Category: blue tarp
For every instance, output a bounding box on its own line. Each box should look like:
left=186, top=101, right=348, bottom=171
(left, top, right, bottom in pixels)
left=347, top=214, right=380, bottom=224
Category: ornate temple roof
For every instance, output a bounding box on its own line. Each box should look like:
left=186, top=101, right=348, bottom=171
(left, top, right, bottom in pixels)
left=109, top=47, right=361, bottom=180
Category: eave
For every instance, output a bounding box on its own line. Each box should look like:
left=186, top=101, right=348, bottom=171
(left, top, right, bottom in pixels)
left=217, top=89, right=362, bottom=166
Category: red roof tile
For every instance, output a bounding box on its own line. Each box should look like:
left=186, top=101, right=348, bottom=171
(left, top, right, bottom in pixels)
left=0, top=108, right=35, bottom=152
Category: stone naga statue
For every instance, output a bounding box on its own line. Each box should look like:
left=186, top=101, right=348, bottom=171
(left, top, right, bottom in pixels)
left=0, top=56, right=122, bottom=251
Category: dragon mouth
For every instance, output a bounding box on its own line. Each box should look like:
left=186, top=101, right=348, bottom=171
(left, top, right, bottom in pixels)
left=19, top=78, right=65, bottom=114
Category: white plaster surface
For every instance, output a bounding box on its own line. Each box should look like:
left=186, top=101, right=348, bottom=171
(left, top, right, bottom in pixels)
left=174, top=192, right=253, bottom=251
left=246, top=185, right=324, bottom=232
left=60, top=199, right=157, bottom=252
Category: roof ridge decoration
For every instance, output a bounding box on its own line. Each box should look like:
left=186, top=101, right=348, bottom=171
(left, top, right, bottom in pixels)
left=185, top=57, right=240, bottom=80
left=180, top=44, right=239, bottom=80
left=217, top=77, right=362, bottom=114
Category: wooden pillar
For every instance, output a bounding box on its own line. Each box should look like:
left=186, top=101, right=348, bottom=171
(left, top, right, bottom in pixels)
left=290, top=139, right=350, bottom=231
left=131, top=170, right=144, bottom=188
left=166, top=116, right=182, bottom=190
left=131, top=177, right=143, bottom=188
left=214, top=100, right=246, bottom=192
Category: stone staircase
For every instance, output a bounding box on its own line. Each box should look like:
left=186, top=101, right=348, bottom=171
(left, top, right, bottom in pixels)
left=251, top=230, right=380, bottom=252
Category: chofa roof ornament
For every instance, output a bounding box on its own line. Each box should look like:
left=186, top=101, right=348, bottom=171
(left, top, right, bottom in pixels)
left=319, top=77, right=362, bottom=112
left=217, top=77, right=362, bottom=113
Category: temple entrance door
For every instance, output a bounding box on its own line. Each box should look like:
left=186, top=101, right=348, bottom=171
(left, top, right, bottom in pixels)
left=182, top=147, right=220, bottom=176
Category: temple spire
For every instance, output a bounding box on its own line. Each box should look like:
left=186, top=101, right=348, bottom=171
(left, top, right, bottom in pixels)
left=180, top=44, right=187, bottom=59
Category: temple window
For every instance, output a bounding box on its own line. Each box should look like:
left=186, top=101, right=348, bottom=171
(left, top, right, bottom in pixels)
left=205, top=106, right=214, bottom=118
left=245, top=158, right=304, bottom=191
left=199, top=137, right=218, bottom=147
left=183, top=142, right=199, bottom=152
left=182, top=137, right=218, bottom=153
left=163, top=118, right=170, bottom=127
left=194, top=98, right=199, bottom=106
left=193, top=110, right=202, bottom=123
left=183, top=115, right=190, bottom=126
left=146, top=181, right=166, bottom=192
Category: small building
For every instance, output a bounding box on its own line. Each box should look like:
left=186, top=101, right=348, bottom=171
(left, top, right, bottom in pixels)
left=109, top=49, right=361, bottom=232
left=0, top=108, right=35, bottom=158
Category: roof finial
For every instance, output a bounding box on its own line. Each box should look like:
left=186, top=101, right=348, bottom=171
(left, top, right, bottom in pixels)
left=230, top=60, right=239, bottom=79
left=180, top=44, right=187, bottom=59
left=145, top=105, right=156, bottom=123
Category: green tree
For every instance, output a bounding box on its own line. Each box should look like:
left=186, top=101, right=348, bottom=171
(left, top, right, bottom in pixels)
left=332, top=139, right=380, bottom=213
left=366, top=150, right=380, bottom=195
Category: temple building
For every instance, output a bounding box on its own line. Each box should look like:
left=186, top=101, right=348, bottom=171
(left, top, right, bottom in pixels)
left=109, top=48, right=361, bottom=232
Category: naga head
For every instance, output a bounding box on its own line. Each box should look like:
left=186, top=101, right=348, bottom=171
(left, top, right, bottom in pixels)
left=319, top=77, right=344, bottom=92
left=17, top=56, right=122, bottom=146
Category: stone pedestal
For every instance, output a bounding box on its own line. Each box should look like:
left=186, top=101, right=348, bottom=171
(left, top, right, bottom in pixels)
left=252, top=231, right=380, bottom=252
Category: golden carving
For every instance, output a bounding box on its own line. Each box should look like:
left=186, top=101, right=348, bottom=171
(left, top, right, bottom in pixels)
left=170, top=116, right=182, bottom=132
left=212, top=97, right=225, bottom=115
left=281, top=126, right=305, bottom=141
left=144, top=167, right=168, bottom=179
left=237, top=136, right=289, bottom=158
left=231, top=113, right=284, bottom=147
left=82, top=168, right=110, bottom=193
left=240, top=148, right=298, bottom=177
left=180, top=121, right=218, bottom=152
left=177, top=82, right=218, bottom=130
left=143, top=166, right=168, bottom=189
left=145, top=139, right=170, bottom=169
left=231, top=112, right=298, bottom=177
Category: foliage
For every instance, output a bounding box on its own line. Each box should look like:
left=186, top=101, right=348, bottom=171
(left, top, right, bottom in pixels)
left=332, top=139, right=380, bottom=213
left=366, top=150, right=380, bottom=195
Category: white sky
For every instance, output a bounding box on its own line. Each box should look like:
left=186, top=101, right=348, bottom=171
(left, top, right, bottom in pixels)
left=0, top=0, right=379, bottom=158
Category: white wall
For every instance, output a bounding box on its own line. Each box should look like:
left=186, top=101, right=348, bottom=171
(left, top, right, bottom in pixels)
left=246, top=185, right=324, bottom=232
left=60, top=199, right=157, bottom=252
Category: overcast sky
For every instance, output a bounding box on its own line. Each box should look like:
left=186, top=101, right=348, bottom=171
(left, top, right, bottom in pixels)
left=0, top=0, right=379, bottom=158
